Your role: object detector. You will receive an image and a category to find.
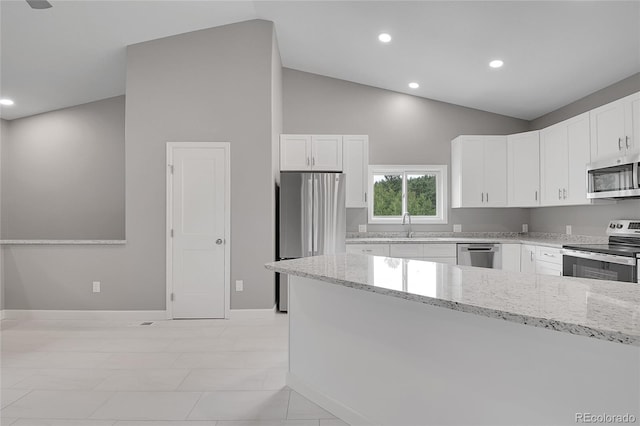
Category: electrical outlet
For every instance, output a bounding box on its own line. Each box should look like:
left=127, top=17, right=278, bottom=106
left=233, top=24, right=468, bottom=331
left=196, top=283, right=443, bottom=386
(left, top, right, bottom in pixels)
left=566, top=225, right=572, bottom=235
left=235, top=280, right=244, bottom=292
left=358, top=224, right=367, bottom=233
left=522, top=224, right=528, bottom=233
left=92, top=281, right=101, bottom=293
left=453, top=224, right=462, bottom=233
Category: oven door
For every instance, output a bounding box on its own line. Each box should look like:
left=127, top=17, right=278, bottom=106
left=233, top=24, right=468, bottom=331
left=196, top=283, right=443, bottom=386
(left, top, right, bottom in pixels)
left=562, top=249, right=638, bottom=283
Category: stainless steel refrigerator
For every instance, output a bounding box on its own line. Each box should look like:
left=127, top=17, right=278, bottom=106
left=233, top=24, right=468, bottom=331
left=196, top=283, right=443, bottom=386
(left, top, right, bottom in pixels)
left=277, top=172, right=346, bottom=311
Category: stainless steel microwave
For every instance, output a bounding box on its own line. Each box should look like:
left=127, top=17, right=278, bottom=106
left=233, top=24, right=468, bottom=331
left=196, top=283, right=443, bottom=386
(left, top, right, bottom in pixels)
left=586, top=154, right=640, bottom=199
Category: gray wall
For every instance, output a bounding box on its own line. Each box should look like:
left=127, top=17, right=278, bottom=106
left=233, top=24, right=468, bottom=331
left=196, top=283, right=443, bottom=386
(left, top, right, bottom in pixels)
left=3, top=20, right=279, bottom=310
left=0, top=119, right=6, bottom=310
left=283, top=68, right=531, bottom=232
left=530, top=73, right=640, bottom=130
left=1, top=96, right=125, bottom=240
left=528, top=73, right=640, bottom=236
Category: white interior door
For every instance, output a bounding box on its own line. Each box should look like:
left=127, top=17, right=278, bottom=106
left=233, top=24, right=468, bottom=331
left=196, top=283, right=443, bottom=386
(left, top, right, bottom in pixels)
left=168, top=143, right=229, bottom=319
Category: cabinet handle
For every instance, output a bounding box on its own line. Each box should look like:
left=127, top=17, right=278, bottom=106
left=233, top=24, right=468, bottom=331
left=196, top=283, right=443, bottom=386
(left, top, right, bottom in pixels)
left=530, top=251, right=534, bottom=261
left=364, top=192, right=367, bottom=202
left=312, top=157, right=315, bottom=166
left=306, top=157, right=310, bottom=166
left=618, top=137, right=623, bottom=150
left=481, top=192, right=484, bottom=202
left=486, top=193, right=489, bottom=203
left=535, top=190, right=538, bottom=201
left=626, top=136, right=630, bottom=149
left=558, top=189, right=561, bottom=200
left=563, top=188, right=567, bottom=199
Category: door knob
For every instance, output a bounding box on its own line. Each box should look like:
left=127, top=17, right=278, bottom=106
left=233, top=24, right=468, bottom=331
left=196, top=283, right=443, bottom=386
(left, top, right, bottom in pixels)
left=216, top=239, right=223, bottom=245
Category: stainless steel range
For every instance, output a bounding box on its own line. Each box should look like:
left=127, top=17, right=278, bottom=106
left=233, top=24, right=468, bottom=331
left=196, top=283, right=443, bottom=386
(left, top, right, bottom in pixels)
left=562, top=220, right=640, bottom=283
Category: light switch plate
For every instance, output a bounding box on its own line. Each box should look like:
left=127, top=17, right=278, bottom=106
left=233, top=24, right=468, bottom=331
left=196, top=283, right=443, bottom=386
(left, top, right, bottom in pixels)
left=235, top=280, right=244, bottom=292
left=92, top=281, right=100, bottom=293
left=358, top=224, right=367, bottom=233
left=522, top=224, right=528, bottom=233
left=453, top=224, right=462, bottom=233
left=566, top=225, right=572, bottom=235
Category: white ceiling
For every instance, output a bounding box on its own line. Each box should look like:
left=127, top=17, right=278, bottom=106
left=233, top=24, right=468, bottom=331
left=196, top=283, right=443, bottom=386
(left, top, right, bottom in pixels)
left=1, top=1, right=639, bottom=121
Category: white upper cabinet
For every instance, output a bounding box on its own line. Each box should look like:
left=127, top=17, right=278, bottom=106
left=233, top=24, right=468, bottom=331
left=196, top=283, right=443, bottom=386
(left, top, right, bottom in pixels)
left=590, top=92, right=640, bottom=161
left=280, top=135, right=312, bottom=171
left=343, top=135, right=369, bottom=208
left=452, top=136, right=507, bottom=208
left=507, top=131, right=540, bottom=207
left=540, top=112, right=591, bottom=206
left=311, top=135, right=343, bottom=171
left=280, top=134, right=343, bottom=171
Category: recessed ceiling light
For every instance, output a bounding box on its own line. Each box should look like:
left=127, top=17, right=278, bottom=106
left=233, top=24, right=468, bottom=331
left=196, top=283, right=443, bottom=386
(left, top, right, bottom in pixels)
left=408, top=82, right=419, bottom=89
left=489, top=59, right=504, bottom=69
left=0, top=98, right=14, bottom=106
left=378, top=33, right=392, bottom=43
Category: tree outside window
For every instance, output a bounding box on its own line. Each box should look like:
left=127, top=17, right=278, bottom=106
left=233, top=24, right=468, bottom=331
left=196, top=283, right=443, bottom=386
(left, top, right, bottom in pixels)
left=369, top=166, right=447, bottom=224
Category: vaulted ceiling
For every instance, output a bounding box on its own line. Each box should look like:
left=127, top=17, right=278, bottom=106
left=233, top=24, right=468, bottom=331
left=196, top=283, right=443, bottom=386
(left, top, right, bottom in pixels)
left=1, top=1, right=639, bottom=121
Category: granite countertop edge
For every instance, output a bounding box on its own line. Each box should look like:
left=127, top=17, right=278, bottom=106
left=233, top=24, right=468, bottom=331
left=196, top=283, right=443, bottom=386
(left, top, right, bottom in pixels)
left=265, top=261, right=639, bottom=347
left=345, top=232, right=608, bottom=248
left=0, top=240, right=127, bottom=245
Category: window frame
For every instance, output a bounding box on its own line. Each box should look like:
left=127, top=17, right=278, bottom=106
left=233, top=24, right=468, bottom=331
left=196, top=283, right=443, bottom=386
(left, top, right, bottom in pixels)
left=367, top=164, right=448, bottom=224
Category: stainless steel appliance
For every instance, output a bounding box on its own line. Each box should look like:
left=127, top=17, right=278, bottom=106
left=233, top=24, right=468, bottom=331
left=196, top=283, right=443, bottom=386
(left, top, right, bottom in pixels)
left=562, top=220, right=640, bottom=283
left=457, top=244, right=502, bottom=269
left=586, top=154, right=640, bottom=199
left=277, top=172, right=346, bottom=311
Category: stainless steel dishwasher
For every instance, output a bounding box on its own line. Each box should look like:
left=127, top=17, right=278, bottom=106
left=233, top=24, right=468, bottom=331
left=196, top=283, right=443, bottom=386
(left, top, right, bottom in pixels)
left=457, top=244, right=501, bottom=269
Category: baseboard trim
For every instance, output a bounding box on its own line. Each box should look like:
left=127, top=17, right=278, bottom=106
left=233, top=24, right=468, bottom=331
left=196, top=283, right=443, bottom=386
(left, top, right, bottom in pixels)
left=2, top=310, right=167, bottom=321
left=229, top=305, right=277, bottom=319
left=286, top=372, right=373, bottom=426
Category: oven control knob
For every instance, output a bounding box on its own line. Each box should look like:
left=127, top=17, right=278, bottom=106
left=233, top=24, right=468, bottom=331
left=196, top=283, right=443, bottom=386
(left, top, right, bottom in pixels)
left=616, top=224, right=624, bottom=229
left=610, top=223, right=616, bottom=229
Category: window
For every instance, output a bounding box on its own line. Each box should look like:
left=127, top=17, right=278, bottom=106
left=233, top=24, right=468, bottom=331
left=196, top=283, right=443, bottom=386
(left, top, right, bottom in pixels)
left=368, top=165, right=448, bottom=224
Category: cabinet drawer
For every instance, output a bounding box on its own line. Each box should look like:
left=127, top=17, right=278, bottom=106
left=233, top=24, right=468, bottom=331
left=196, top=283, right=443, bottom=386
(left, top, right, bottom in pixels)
left=535, top=246, right=562, bottom=265
left=423, top=244, right=457, bottom=258
left=390, top=244, right=423, bottom=258
left=346, top=244, right=389, bottom=256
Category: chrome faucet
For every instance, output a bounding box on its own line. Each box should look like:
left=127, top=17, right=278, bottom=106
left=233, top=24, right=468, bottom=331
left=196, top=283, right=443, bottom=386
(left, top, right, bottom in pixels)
left=402, top=212, right=413, bottom=238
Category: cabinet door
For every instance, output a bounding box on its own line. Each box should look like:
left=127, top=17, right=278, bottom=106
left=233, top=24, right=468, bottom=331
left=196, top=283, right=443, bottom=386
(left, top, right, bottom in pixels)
left=520, top=245, right=536, bottom=274
left=625, top=92, right=640, bottom=155
left=455, top=137, right=485, bottom=207
left=311, top=135, right=343, bottom=171
left=590, top=98, right=626, bottom=161
left=540, top=123, right=568, bottom=206
left=280, top=135, right=311, bottom=171
left=483, top=137, right=508, bottom=206
left=501, top=244, right=521, bottom=272
left=343, top=135, right=369, bottom=208
left=565, top=112, right=591, bottom=205
left=507, top=131, right=540, bottom=207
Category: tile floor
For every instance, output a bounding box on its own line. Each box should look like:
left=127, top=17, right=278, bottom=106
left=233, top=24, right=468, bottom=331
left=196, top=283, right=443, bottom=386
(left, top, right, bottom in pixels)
left=0, top=314, right=349, bottom=425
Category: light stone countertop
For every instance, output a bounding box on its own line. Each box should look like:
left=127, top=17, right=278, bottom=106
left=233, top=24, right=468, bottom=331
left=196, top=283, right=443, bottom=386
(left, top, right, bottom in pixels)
left=0, top=240, right=127, bottom=245
left=266, top=254, right=640, bottom=346
left=345, top=232, right=608, bottom=248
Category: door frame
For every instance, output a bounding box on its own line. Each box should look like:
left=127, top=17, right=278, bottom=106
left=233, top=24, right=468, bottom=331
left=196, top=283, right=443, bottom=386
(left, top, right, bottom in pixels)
left=166, top=142, right=231, bottom=319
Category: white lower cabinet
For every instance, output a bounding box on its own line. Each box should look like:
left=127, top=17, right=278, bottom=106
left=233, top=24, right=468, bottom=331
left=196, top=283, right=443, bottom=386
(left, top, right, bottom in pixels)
left=501, top=244, right=521, bottom=272
left=346, top=244, right=389, bottom=256
left=535, top=246, right=563, bottom=276
left=390, top=243, right=457, bottom=264
left=520, top=245, right=536, bottom=274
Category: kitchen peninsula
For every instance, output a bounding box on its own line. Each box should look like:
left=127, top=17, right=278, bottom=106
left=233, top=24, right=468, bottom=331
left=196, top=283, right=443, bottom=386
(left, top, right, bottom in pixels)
left=266, top=254, right=640, bottom=426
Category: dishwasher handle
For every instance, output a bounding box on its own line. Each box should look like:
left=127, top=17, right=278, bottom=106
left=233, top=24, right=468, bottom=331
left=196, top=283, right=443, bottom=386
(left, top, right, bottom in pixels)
left=458, top=244, right=500, bottom=252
